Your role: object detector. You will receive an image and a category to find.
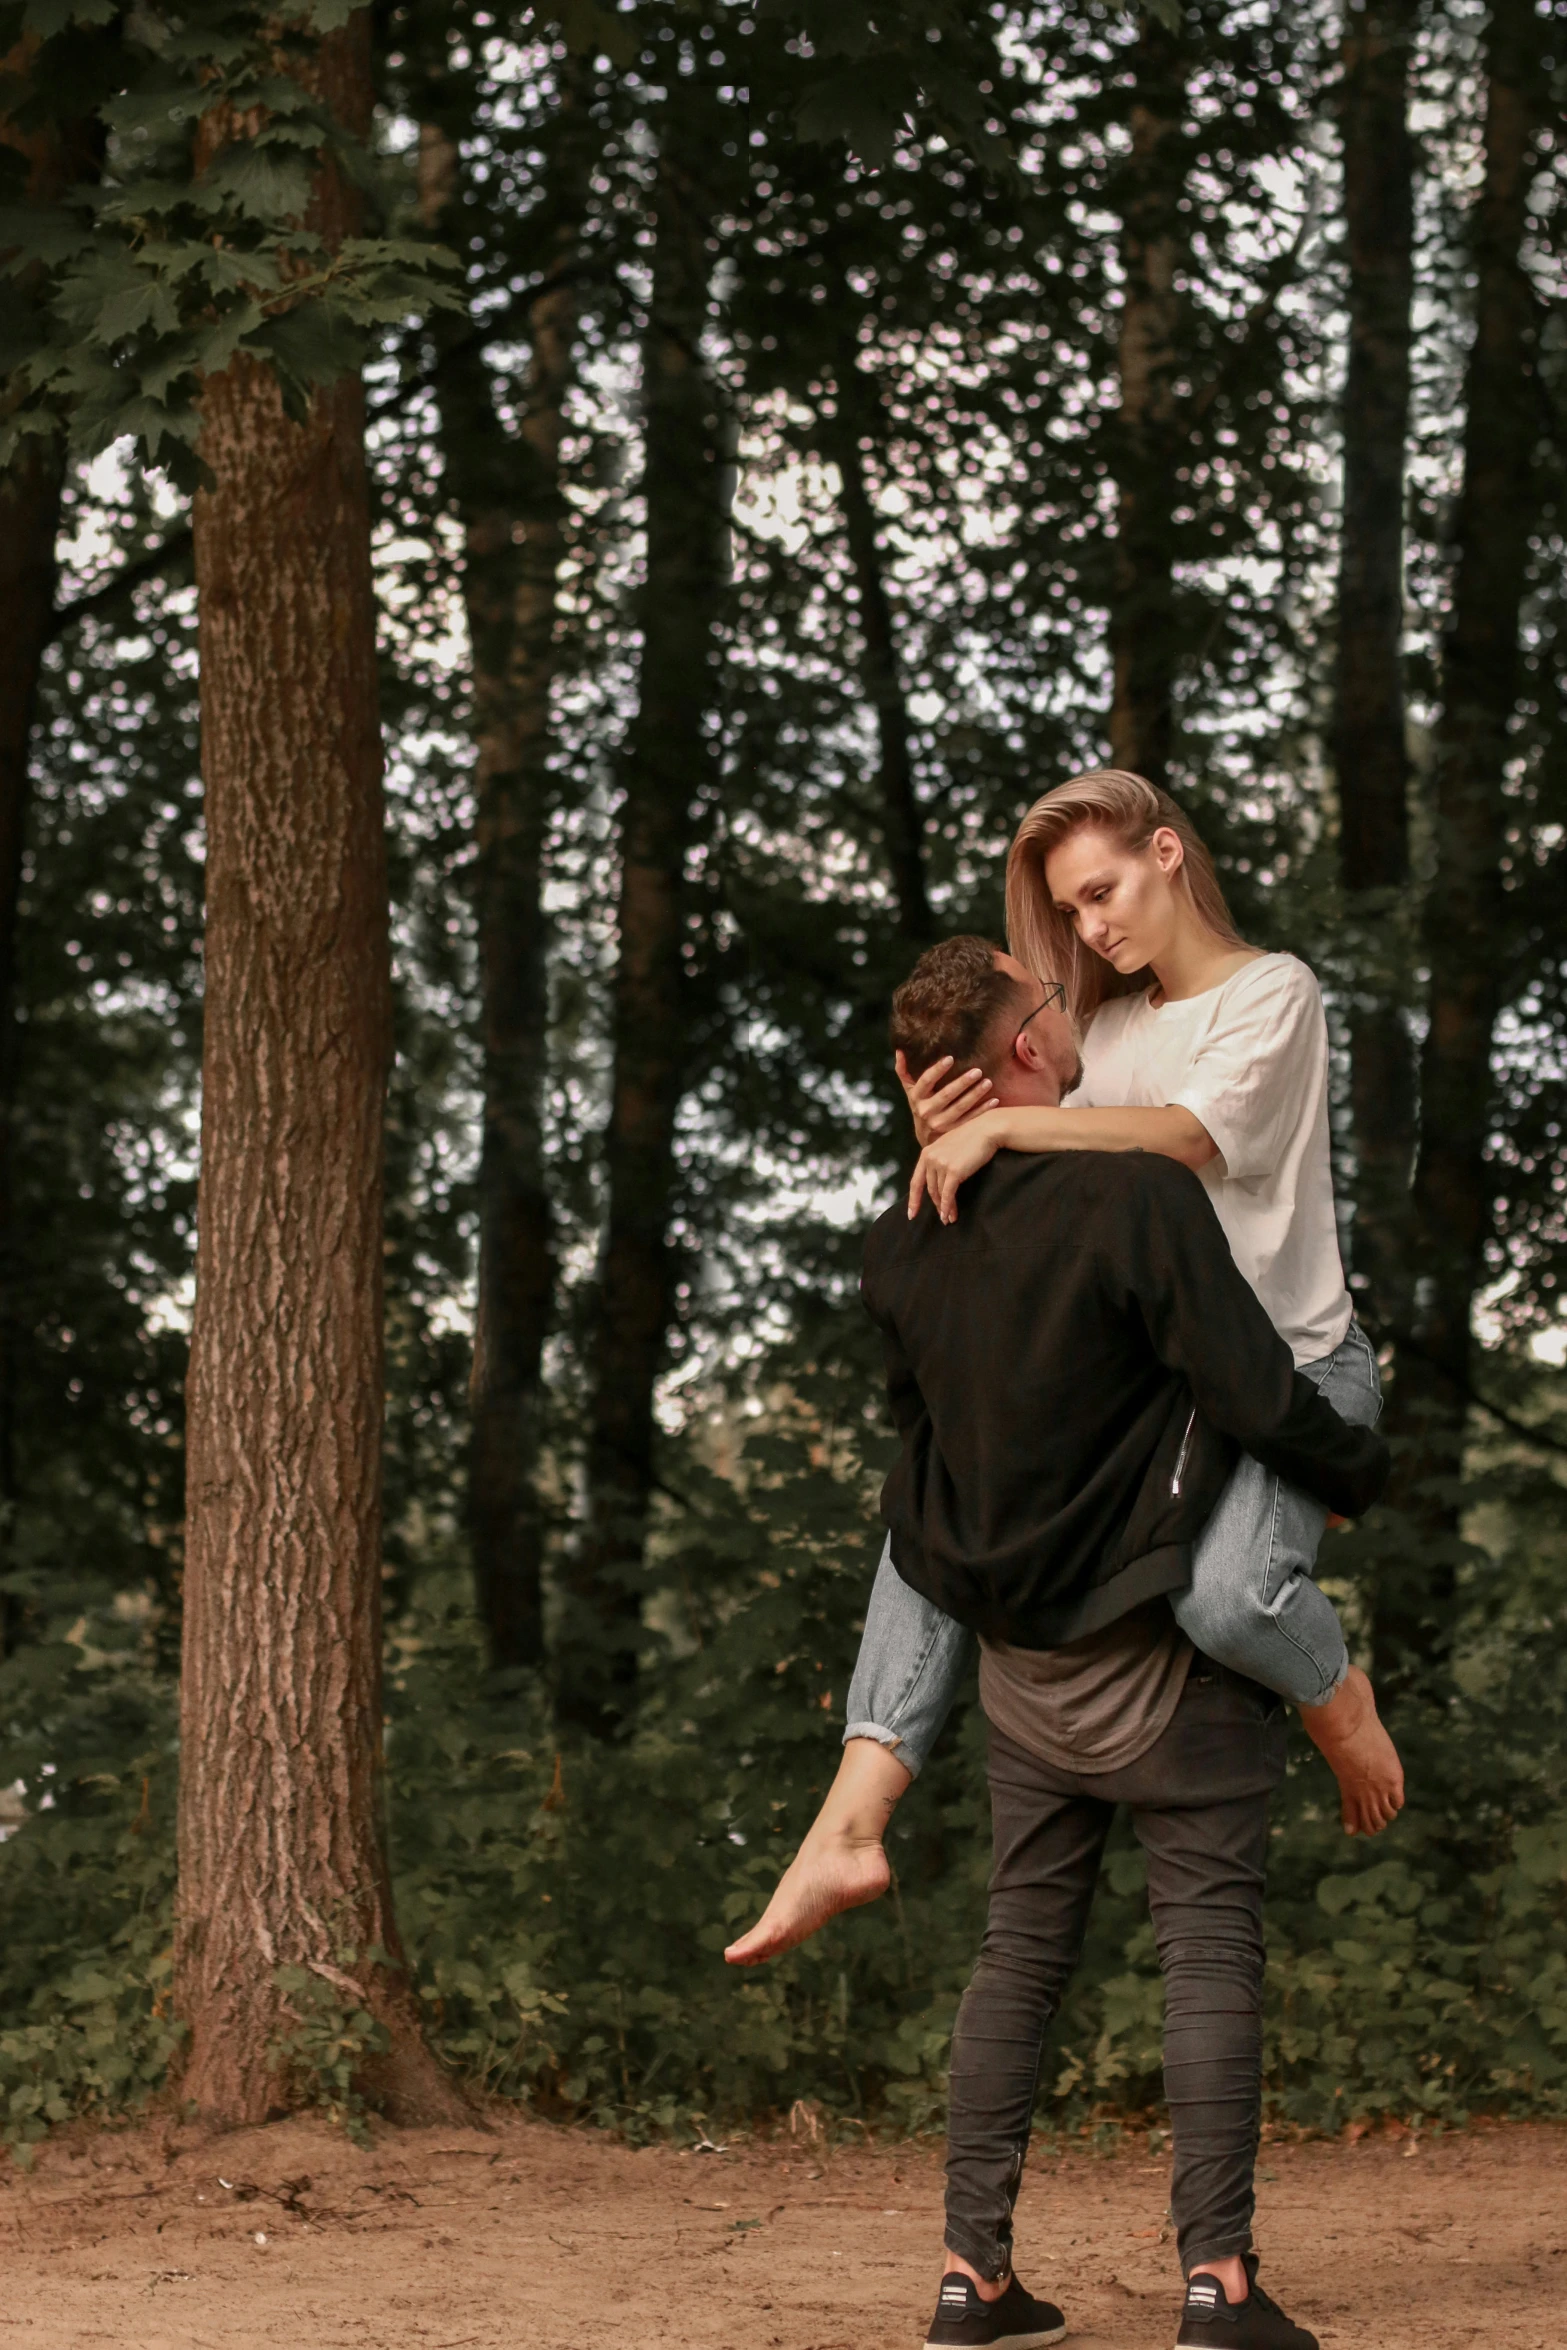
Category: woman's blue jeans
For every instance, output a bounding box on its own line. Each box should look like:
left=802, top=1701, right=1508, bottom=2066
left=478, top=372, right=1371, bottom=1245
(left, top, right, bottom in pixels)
left=843, top=1322, right=1382, bottom=1777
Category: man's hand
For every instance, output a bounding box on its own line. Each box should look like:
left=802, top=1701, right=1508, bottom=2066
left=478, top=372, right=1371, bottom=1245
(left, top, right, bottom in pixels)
left=908, top=1113, right=1005, bottom=1222
left=896, top=1049, right=997, bottom=1148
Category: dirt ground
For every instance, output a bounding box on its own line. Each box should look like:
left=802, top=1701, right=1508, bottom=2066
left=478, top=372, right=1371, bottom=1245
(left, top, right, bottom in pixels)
left=0, top=2112, right=1562, bottom=2350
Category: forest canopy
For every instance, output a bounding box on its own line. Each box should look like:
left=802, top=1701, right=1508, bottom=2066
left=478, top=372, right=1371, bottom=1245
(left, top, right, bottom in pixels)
left=0, top=0, right=1564, bottom=2147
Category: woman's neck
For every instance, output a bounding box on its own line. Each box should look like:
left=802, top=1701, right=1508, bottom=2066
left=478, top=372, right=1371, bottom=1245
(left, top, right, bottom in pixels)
left=1145, top=906, right=1261, bottom=1006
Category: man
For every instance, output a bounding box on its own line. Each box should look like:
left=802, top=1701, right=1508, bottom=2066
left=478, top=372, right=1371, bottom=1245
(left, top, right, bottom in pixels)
left=728, top=938, right=1389, bottom=2350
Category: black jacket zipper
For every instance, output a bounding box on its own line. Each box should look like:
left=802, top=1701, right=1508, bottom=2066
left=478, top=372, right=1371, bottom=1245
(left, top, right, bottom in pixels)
left=1171, top=1409, right=1197, bottom=1498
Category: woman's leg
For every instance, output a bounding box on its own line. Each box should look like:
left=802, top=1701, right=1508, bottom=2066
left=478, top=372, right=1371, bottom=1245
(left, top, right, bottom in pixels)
left=724, top=1734, right=911, bottom=1965
left=1171, top=1323, right=1403, bottom=1835
left=843, top=1542, right=976, bottom=1777
left=724, top=1544, right=974, bottom=1965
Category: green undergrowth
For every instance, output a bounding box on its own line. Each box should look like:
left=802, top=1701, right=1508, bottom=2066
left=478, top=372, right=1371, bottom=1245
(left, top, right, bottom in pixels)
left=384, top=1557, right=1567, bottom=2142
left=3, top=1443, right=1565, bottom=2157
left=0, top=1606, right=182, bottom=2159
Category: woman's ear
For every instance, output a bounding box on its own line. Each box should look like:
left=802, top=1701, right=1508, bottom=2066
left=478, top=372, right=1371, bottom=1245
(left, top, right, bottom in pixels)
left=1151, top=825, right=1185, bottom=880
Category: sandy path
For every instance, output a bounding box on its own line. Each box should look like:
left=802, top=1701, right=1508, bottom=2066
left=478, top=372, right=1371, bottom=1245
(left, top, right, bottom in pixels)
left=0, top=2114, right=1561, bottom=2348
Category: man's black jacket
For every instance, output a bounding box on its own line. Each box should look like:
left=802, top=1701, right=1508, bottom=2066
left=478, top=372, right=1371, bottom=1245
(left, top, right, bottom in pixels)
left=860, top=1149, right=1389, bottom=1649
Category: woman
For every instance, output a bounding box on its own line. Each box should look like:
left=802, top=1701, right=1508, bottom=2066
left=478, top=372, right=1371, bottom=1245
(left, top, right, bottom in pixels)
left=727, top=769, right=1403, bottom=1969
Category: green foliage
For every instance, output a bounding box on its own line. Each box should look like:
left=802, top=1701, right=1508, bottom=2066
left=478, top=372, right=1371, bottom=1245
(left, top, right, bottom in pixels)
left=268, top=1964, right=391, bottom=2145
left=375, top=1394, right=1567, bottom=2140
left=3, top=1402, right=1564, bottom=2152
left=0, top=1622, right=181, bottom=2156
left=1, top=0, right=460, bottom=477
left=1, top=0, right=1563, bottom=2171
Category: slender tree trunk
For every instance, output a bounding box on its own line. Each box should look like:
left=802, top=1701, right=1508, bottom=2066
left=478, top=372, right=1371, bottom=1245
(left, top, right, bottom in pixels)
left=418, top=116, right=585, bottom=1676
left=1333, top=0, right=1419, bottom=1343
left=561, top=101, right=727, bottom=1735
left=0, top=49, right=95, bottom=1650
left=1372, top=0, right=1543, bottom=1694
left=827, top=348, right=932, bottom=943
left=0, top=447, right=60, bottom=1657
left=1107, top=10, right=1188, bottom=788
left=0, top=446, right=60, bottom=1064
left=177, top=8, right=461, bottom=2125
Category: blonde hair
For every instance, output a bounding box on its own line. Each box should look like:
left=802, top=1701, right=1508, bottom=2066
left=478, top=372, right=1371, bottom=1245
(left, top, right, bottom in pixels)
left=1005, top=769, right=1244, bottom=1028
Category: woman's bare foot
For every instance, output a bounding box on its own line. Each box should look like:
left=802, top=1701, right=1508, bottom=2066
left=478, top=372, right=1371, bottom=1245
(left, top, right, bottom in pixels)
left=724, top=1739, right=912, bottom=1966
left=1300, top=1665, right=1405, bottom=1835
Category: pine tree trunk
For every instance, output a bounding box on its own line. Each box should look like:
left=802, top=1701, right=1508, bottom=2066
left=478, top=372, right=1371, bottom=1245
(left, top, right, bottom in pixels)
left=828, top=350, right=932, bottom=943
left=177, top=10, right=462, bottom=2126
left=562, top=100, right=727, bottom=1735
left=419, top=114, right=585, bottom=1676
left=1372, top=0, right=1543, bottom=1693
left=1108, top=11, right=1187, bottom=788
left=1332, top=0, right=1419, bottom=1344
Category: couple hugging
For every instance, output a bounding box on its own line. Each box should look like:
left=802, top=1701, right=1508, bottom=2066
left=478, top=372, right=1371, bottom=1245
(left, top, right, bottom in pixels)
left=726, top=770, right=1404, bottom=2350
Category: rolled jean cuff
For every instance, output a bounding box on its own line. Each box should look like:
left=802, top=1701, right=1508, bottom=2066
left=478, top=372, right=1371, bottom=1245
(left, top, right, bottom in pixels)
left=842, top=1545, right=973, bottom=1779
left=942, top=2223, right=1012, bottom=2284
left=1182, top=2233, right=1254, bottom=2280
left=842, top=1719, right=906, bottom=1759
left=1302, top=1650, right=1350, bottom=1706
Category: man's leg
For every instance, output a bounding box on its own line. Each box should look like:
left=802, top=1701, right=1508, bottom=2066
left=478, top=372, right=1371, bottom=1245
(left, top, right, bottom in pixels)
left=943, top=1726, right=1110, bottom=2290
left=1172, top=1324, right=1402, bottom=1836
left=725, top=1545, right=973, bottom=1965
left=1130, top=1705, right=1273, bottom=2291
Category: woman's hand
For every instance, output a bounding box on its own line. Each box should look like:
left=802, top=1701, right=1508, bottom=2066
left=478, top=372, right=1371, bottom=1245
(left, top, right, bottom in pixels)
left=895, top=1049, right=998, bottom=1149
left=907, top=1113, right=1006, bottom=1224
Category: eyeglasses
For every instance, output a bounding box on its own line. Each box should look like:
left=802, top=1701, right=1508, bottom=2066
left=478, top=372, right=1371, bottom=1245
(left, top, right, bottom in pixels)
left=1014, top=980, right=1066, bottom=1050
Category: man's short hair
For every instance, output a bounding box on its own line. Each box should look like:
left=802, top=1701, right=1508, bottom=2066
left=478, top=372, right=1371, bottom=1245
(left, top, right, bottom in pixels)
left=890, top=935, right=1034, bottom=1080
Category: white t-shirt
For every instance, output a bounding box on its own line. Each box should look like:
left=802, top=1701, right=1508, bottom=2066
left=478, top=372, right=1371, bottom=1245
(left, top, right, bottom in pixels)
left=1071, top=952, right=1352, bottom=1366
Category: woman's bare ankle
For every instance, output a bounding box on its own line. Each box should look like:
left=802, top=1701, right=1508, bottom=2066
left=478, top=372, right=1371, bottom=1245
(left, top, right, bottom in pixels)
left=816, top=1736, right=913, bottom=1843
left=721, top=1741, right=910, bottom=1966
left=1299, top=1664, right=1405, bottom=1835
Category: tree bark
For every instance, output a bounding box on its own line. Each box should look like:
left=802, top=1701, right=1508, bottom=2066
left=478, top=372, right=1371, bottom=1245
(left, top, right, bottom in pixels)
left=1332, top=0, right=1419, bottom=1343
left=561, top=98, right=727, bottom=1736
left=1107, top=10, right=1188, bottom=788
left=177, top=9, right=461, bottom=2126
left=826, top=347, right=933, bottom=943
left=418, top=113, right=586, bottom=1676
left=1372, top=0, right=1543, bottom=1693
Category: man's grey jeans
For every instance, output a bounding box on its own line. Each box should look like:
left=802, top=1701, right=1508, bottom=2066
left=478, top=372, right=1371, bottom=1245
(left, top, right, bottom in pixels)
left=947, top=1666, right=1287, bottom=2280
left=844, top=1321, right=1382, bottom=1775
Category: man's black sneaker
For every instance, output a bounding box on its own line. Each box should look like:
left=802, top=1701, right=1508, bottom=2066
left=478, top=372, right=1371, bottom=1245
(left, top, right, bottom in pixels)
left=1175, top=2259, right=1318, bottom=2350
left=924, top=2270, right=1066, bottom=2349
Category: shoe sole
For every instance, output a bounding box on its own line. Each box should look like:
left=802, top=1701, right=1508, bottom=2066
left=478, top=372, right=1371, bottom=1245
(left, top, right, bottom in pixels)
left=1175, top=2327, right=1316, bottom=2350
left=924, top=2330, right=1066, bottom=2349
left=1174, top=2337, right=1315, bottom=2350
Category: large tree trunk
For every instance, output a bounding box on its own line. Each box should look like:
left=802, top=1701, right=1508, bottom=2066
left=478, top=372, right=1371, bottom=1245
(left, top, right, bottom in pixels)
left=827, top=346, right=933, bottom=943
left=561, top=100, right=727, bottom=1736
left=1107, top=9, right=1188, bottom=788
left=418, top=113, right=585, bottom=1677
left=1372, top=0, right=1543, bottom=1694
left=177, top=8, right=461, bottom=2126
left=1332, top=0, right=1419, bottom=1344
